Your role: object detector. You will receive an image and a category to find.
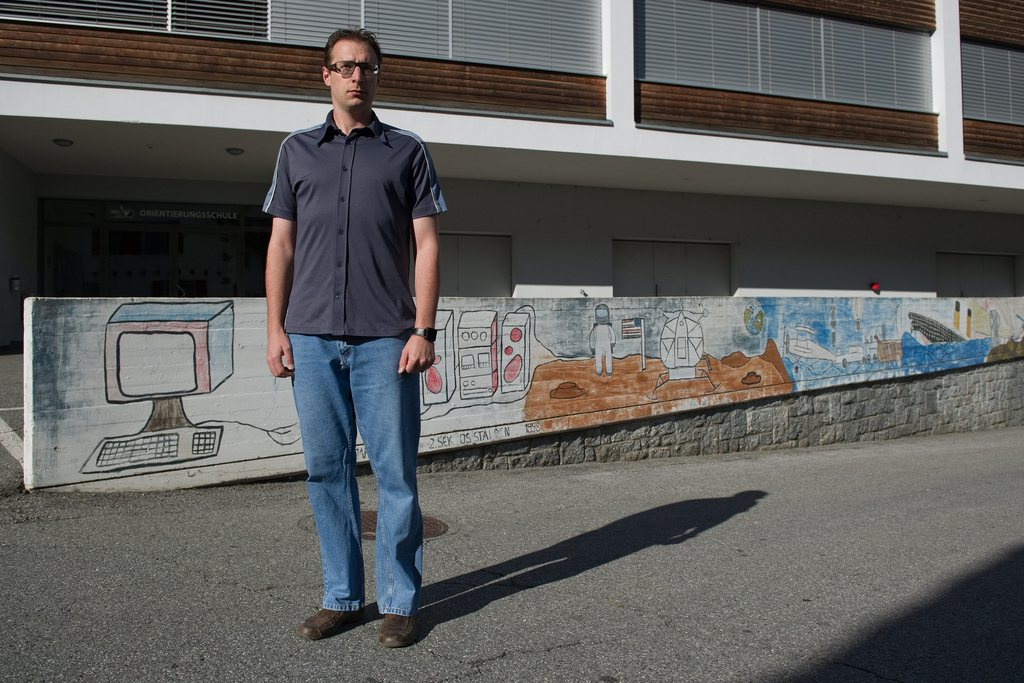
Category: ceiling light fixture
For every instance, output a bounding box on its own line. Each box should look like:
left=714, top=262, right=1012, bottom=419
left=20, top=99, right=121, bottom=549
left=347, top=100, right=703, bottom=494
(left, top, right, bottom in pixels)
left=225, top=147, right=245, bottom=156
left=52, top=138, right=74, bottom=147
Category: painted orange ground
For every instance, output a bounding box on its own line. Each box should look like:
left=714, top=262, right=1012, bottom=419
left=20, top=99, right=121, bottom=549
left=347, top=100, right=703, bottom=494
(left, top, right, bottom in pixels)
left=523, top=340, right=793, bottom=432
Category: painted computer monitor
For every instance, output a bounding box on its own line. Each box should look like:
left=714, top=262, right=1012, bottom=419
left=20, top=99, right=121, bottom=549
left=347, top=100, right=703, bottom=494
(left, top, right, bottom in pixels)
left=82, top=301, right=234, bottom=474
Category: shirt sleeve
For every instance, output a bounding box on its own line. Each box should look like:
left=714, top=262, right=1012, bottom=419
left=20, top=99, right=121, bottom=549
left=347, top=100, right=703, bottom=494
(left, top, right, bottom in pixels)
left=263, top=137, right=297, bottom=221
left=409, top=141, right=448, bottom=219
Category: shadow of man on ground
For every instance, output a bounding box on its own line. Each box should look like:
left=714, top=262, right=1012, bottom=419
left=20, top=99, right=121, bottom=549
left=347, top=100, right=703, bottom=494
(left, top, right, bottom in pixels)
left=410, top=489, right=767, bottom=633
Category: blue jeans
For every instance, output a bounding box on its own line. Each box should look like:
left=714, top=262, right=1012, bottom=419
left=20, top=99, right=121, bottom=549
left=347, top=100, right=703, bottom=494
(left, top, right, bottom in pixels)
left=289, top=333, right=423, bottom=616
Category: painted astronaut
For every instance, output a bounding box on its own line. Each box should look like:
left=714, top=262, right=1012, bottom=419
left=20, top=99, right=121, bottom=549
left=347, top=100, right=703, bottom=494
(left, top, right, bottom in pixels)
left=590, top=303, right=616, bottom=376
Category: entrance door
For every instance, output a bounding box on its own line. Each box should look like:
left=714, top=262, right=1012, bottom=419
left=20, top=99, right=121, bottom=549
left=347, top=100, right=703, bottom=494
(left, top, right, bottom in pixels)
left=45, top=226, right=103, bottom=296
left=936, top=252, right=1016, bottom=297
left=107, top=227, right=240, bottom=297
left=438, top=234, right=512, bottom=296
left=613, top=240, right=731, bottom=296
left=41, top=200, right=270, bottom=298
left=176, top=230, right=240, bottom=297
left=107, top=227, right=173, bottom=296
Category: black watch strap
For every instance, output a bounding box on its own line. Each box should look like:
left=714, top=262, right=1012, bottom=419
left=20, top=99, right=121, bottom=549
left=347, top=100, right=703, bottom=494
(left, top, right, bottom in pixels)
left=411, top=327, right=437, bottom=342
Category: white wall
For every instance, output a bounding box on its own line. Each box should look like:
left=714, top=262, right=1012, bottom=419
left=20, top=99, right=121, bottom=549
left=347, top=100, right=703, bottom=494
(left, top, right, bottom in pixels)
left=0, top=149, right=37, bottom=348
left=439, top=179, right=1024, bottom=298
left=17, top=173, right=1024, bottom=302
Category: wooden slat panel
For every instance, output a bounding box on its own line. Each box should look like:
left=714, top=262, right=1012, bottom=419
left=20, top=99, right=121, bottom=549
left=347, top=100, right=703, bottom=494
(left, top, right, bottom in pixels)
left=0, top=21, right=605, bottom=120
left=960, top=0, right=1024, bottom=49
left=637, top=82, right=938, bottom=151
left=964, top=119, right=1024, bottom=161
left=759, top=0, right=935, bottom=31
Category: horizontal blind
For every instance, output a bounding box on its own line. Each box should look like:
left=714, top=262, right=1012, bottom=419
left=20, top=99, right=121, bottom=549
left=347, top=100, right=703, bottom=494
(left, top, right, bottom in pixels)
left=364, top=0, right=449, bottom=60
left=760, top=7, right=821, bottom=99
left=890, top=29, right=931, bottom=111
left=962, top=41, right=1024, bottom=126
left=638, top=0, right=932, bottom=112
left=451, top=0, right=602, bottom=74
left=171, top=0, right=267, bottom=39
left=0, top=0, right=166, bottom=30
left=270, top=0, right=361, bottom=48
left=640, top=0, right=759, bottom=90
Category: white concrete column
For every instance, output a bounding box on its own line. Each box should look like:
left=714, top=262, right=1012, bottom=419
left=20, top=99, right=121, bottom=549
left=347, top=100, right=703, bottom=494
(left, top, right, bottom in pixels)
left=932, top=0, right=965, bottom=159
left=603, top=0, right=635, bottom=127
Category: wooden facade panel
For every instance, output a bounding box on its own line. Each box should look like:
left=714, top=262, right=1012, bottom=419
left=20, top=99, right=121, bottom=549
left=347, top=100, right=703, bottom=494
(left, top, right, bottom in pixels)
left=0, top=21, right=605, bottom=120
left=964, top=119, right=1024, bottom=161
left=960, top=0, right=1024, bottom=49
left=637, top=82, right=939, bottom=151
left=760, top=0, right=934, bottom=31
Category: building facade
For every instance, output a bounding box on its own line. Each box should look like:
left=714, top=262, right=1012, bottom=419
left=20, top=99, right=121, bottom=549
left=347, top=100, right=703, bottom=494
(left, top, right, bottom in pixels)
left=1, top=0, right=1023, bottom=350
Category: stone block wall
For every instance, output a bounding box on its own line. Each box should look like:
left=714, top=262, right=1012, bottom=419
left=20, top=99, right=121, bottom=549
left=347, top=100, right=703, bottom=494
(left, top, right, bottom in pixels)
left=418, top=358, right=1024, bottom=472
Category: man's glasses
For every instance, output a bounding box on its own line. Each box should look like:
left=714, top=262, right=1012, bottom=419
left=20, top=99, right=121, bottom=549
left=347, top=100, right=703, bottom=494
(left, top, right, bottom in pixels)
left=326, top=61, right=380, bottom=77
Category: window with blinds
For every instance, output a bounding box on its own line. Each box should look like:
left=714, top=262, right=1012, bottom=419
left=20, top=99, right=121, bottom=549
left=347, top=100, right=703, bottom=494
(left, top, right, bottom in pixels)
left=0, top=0, right=603, bottom=74
left=0, top=0, right=166, bottom=30
left=270, top=0, right=362, bottom=48
left=171, top=0, right=266, bottom=39
left=962, top=41, right=1024, bottom=126
left=275, top=0, right=603, bottom=74
left=366, top=0, right=450, bottom=61
left=0, top=0, right=266, bottom=38
left=267, top=0, right=449, bottom=58
left=450, top=0, right=601, bottom=74
left=637, top=0, right=933, bottom=112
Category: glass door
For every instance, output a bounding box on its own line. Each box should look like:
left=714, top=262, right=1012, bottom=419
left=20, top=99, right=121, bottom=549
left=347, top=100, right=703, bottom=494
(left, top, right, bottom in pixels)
left=107, top=227, right=172, bottom=296
left=176, top=230, right=241, bottom=297
left=45, top=226, right=103, bottom=296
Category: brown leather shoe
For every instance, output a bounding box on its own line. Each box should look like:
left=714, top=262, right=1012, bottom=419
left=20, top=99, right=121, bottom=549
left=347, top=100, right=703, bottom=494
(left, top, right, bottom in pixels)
left=297, top=607, right=365, bottom=640
left=377, top=614, right=417, bottom=648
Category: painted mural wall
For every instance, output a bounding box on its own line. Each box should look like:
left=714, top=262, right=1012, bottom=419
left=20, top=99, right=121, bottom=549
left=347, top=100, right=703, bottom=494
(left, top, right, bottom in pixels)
left=24, top=295, right=1024, bottom=490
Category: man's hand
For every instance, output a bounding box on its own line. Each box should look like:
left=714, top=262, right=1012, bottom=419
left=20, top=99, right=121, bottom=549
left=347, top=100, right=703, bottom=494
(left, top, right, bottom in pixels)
left=267, top=328, right=294, bottom=378
left=398, top=335, right=435, bottom=374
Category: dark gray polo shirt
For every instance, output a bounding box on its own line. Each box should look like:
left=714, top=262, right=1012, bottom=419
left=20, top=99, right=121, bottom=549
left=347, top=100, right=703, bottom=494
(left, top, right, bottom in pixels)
left=263, top=112, right=447, bottom=337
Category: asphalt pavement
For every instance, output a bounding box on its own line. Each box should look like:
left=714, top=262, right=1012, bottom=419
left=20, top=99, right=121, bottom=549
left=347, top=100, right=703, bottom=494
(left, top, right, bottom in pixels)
left=1, top=352, right=1022, bottom=681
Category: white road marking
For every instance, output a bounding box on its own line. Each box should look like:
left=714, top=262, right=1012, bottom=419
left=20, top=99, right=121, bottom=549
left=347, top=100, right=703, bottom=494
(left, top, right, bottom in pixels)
left=0, top=415, right=23, bottom=464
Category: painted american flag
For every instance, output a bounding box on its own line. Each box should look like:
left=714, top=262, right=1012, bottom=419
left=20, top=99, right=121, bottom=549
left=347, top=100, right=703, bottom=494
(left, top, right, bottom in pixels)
left=621, top=318, right=643, bottom=338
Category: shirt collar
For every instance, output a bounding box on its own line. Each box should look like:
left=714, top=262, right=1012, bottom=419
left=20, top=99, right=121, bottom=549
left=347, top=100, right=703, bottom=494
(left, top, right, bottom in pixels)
left=317, top=110, right=389, bottom=145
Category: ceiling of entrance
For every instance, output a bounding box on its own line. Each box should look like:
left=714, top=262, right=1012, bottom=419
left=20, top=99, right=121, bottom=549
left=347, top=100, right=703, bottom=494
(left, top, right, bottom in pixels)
left=1, top=115, right=1022, bottom=215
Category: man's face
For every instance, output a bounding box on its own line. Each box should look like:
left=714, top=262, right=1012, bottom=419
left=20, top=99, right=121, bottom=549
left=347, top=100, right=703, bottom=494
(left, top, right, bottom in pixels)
left=322, top=39, right=379, bottom=113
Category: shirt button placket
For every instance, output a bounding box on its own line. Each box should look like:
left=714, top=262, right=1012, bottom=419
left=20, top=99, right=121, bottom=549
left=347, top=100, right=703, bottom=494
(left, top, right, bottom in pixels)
left=335, top=139, right=351, bottom=331
left=335, top=137, right=356, bottom=331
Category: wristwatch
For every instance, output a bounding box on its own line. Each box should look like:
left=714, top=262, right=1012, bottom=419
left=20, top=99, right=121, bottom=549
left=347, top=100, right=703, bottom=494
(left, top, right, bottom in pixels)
left=411, top=327, right=437, bottom=342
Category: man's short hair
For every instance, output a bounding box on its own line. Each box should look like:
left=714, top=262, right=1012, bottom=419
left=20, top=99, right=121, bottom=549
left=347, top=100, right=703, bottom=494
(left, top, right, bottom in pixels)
left=324, top=28, right=383, bottom=66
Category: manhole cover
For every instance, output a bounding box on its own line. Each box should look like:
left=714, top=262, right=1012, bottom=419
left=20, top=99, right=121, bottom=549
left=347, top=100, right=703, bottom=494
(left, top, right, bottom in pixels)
left=360, top=510, right=448, bottom=540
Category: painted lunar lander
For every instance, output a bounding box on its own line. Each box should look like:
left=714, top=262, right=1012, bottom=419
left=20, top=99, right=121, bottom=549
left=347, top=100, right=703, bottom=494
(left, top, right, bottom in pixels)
left=648, top=307, right=714, bottom=397
left=661, top=308, right=708, bottom=379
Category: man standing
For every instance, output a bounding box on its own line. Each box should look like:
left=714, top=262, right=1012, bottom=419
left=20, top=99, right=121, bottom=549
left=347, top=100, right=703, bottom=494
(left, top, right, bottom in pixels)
left=264, top=27, right=445, bottom=648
